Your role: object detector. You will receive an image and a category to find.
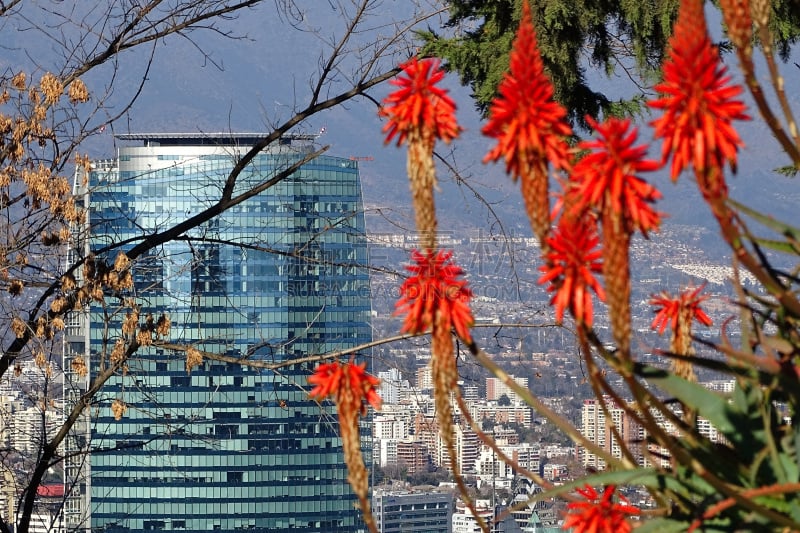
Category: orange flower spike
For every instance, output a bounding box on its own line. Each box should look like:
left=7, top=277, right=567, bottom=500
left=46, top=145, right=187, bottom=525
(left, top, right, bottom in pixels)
left=308, top=361, right=344, bottom=401
left=483, top=0, right=571, bottom=246
left=569, top=116, right=660, bottom=357
left=346, top=360, right=382, bottom=412
left=396, top=249, right=474, bottom=342
left=720, top=0, right=753, bottom=55
left=650, top=285, right=713, bottom=336
left=563, top=485, right=640, bottom=533
left=649, top=0, right=749, bottom=181
left=571, top=116, right=662, bottom=236
left=308, top=360, right=382, bottom=412
left=538, top=215, right=605, bottom=327
left=381, top=58, right=459, bottom=252
left=482, top=0, right=572, bottom=176
left=381, top=58, right=460, bottom=146
left=310, top=359, right=381, bottom=530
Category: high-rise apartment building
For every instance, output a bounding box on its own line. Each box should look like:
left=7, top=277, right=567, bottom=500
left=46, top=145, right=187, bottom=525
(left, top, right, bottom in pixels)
left=578, top=397, right=642, bottom=469
left=395, top=441, right=428, bottom=475
left=82, top=133, right=372, bottom=532
left=485, top=375, right=528, bottom=403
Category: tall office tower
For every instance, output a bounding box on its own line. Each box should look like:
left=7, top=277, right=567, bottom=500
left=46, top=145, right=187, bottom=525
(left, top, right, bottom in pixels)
left=84, top=133, right=372, bottom=532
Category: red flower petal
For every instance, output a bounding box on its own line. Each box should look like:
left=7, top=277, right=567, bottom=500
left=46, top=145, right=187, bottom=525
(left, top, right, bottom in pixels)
left=648, top=0, right=749, bottom=181
left=395, top=249, right=474, bottom=342
left=650, top=284, right=713, bottom=336
left=563, top=485, right=639, bottom=533
left=380, top=58, right=460, bottom=146
left=482, top=0, right=572, bottom=178
left=308, top=361, right=343, bottom=401
left=538, top=215, right=606, bottom=327
left=570, top=116, right=662, bottom=236
left=309, top=359, right=382, bottom=412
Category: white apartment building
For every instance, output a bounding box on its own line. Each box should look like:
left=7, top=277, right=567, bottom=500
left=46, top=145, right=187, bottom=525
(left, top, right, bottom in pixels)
left=475, top=446, right=514, bottom=489
left=470, top=401, right=533, bottom=428
left=0, top=395, right=10, bottom=450
left=416, top=365, right=433, bottom=390
left=705, top=380, right=736, bottom=393
left=460, top=383, right=480, bottom=402
left=578, top=397, right=642, bottom=469
left=486, top=375, right=529, bottom=402
left=584, top=393, right=727, bottom=470
left=374, top=415, right=408, bottom=440
left=512, top=442, right=541, bottom=475
left=452, top=499, right=494, bottom=533
left=378, top=368, right=409, bottom=405
left=379, top=439, right=399, bottom=467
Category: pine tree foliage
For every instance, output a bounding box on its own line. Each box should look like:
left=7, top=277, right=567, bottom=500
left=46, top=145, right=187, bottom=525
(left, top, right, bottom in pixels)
left=422, top=0, right=800, bottom=127
left=769, top=0, right=800, bottom=59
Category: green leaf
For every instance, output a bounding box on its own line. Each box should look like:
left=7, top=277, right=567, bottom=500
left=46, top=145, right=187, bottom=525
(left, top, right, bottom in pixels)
left=793, top=423, right=800, bottom=483
left=636, top=365, right=736, bottom=435
left=779, top=453, right=799, bottom=484
left=635, top=516, right=735, bottom=533
left=530, top=468, right=664, bottom=499
left=634, top=518, right=692, bottom=533
left=754, top=494, right=794, bottom=515
left=522, top=468, right=703, bottom=512
left=746, top=238, right=800, bottom=254
left=544, top=467, right=713, bottom=506
left=789, top=498, right=800, bottom=524
left=729, top=199, right=800, bottom=241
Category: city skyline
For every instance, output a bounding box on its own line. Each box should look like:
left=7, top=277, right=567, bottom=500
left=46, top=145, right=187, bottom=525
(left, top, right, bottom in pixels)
left=1, top=1, right=798, bottom=531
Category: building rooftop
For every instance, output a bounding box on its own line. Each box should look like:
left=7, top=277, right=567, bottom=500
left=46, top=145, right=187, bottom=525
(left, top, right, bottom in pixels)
left=115, top=132, right=319, bottom=147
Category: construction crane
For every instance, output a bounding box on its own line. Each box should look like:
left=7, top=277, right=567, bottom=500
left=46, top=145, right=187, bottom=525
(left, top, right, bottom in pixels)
left=348, top=156, right=374, bottom=161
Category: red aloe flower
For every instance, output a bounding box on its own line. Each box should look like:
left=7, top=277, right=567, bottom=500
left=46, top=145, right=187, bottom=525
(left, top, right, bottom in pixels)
left=396, top=249, right=473, bottom=342
left=308, top=361, right=343, bottom=400
left=570, top=116, right=662, bottom=236
left=481, top=0, right=571, bottom=246
left=650, top=285, right=713, bottom=336
left=381, top=57, right=460, bottom=146
left=482, top=0, right=572, bottom=177
left=308, top=359, right=381, bottom=530
left=308, top=359, right=382, bottom=413
left=648, top=0, right=749, bottom=181
left=538, top=215, right=605, bottom=327
left=563, top=484, right=640, bottom=533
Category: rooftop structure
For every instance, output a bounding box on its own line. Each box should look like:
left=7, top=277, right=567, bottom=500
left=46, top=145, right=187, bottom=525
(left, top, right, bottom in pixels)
left=115, top=132, right=319, bottom=147
left=373, top=489, right=454, bottom=533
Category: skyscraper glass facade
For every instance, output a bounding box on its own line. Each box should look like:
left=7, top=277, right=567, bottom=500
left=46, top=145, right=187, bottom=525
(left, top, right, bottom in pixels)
left=87, top=134, right=371, bottom=532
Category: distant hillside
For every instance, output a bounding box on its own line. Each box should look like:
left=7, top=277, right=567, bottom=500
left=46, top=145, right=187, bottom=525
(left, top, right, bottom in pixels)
left=7, top=1, right=798, bottom=252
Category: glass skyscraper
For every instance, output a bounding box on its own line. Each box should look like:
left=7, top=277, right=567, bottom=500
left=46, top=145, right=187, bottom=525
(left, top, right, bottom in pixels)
left=84, top=133, right=372, bottom=532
